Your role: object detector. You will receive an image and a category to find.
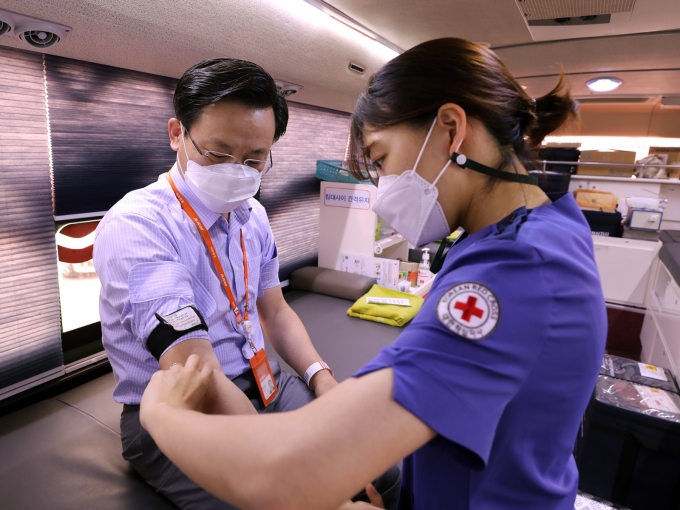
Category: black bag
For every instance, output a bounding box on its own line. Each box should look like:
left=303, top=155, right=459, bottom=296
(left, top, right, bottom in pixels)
left=576, top=375, right=680, bottom=510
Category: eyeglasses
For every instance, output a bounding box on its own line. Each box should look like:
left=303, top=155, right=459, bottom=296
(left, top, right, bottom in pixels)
left=186, top=129, right=274, bottom=175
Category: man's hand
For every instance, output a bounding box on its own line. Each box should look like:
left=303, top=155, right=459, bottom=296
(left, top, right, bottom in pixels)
left=141, top=354, right=212, bottom=429
left=310, top=369, right=339, bottom=398
left=337, top=484, right=385, bottom=509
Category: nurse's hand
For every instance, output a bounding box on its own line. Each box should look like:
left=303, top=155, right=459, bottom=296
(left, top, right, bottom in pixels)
left=337, top=484, right=385, bottom=509
left=140, top=354, right=213, bottom=428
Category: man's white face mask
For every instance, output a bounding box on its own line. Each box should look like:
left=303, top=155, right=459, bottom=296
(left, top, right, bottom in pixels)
left=178, top=124, right=263, bottom=214
left=372, top=119, right=460, bottom=247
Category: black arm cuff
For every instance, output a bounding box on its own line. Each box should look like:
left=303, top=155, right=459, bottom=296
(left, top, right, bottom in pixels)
left=146, top=306, right=209, bottom=361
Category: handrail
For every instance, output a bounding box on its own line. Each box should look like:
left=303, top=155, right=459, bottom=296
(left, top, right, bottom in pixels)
left=535, top=159, right=680, bottom=169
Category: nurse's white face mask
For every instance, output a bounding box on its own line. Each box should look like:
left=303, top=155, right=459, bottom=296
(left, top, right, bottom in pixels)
left=373, top=119, right=460, bottom=247
left=178, top=124, right=262, bottom=214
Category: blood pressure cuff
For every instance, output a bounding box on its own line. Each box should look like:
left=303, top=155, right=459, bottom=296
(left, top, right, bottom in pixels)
left=125, top=261, right=216, bottom=361
left=147, top=306, right=209, bottom=361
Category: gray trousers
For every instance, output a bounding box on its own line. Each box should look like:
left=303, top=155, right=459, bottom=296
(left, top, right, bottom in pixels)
left=121, top=361, right=315, bottom=510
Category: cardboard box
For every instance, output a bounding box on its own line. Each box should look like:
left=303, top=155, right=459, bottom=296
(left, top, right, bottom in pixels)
left=341, top=252, right=399, bottom=290
left=578, top=150, right=637, bottom=177
left=649, top=147, right=680, bottom=178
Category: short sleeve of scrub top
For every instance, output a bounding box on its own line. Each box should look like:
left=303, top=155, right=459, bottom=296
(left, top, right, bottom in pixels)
left=355, top=239, right=552, bottom=467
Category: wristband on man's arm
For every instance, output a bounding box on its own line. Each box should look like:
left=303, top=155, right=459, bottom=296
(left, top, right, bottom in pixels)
left=303, top=361, right=333, bottom=388
left=146, top=306, right=208, bottom=361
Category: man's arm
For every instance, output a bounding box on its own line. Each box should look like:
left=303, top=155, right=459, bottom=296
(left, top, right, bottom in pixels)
left=257, top=286, right=338, bottom=396
left=159, top=339, right=257, bottom=415
left=141, top=363, right=435, bottom=510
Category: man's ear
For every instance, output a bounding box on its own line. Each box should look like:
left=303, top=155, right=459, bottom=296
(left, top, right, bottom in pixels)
left=168, top=118, right=182, bottom=152
left=437, top=104, right=467, bottom=156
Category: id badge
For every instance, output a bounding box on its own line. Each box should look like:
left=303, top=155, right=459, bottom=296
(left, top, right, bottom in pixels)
left=249, top=349, right=279, bottom=407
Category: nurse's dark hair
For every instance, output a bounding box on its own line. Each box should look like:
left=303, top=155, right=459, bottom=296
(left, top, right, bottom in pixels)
left=174, top=58, right=288, bottom=141
left=348, top=38, right=577, bottom=179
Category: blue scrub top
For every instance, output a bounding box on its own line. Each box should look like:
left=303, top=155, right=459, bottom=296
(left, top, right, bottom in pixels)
left=355, top=193, right=607, bottom=510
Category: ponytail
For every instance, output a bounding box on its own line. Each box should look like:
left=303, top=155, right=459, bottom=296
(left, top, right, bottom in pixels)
left=525, top=74, right=578, bottom=149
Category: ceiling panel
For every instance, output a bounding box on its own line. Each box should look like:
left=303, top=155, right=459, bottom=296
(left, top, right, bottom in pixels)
left=325, top=0, right=533, bottom=49
left=0, top=0, right=679, bottom=112
left=519, top=69, right=680, bottom=97
left=495, top=31, right=680, bottom=78
left=0, top=0, right=398, bottom=112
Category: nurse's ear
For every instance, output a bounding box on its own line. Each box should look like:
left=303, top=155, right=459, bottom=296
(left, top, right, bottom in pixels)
left=168, top=118, right=183, bottom=152
left=436, top=104, right=467, bottom=157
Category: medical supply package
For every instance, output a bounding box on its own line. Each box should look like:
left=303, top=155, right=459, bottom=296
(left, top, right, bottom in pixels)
left=575, top=492, right=630, bottom=510
left=341, top=253, right=400, bottom=290
left=600, top=354, right=679, bottom=394
left=347, top=285, right=423, bottom=327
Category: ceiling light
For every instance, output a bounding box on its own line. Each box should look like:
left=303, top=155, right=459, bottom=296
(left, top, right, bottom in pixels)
left=587, top=78, right=623, bottom=93
left=303, top=0, right=402, bottom=57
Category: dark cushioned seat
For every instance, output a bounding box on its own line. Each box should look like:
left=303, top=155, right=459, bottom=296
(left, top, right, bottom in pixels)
left=0, top=290, right=403, bottom=509
left=660, top=230, right=680, bottom=244
left=0, top=373, right=175, bottom=509
left=660, top=242, right=680, bottom=289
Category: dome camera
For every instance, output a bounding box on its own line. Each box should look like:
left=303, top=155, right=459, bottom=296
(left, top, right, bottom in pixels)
left=275, top=80, right=303, bottom=97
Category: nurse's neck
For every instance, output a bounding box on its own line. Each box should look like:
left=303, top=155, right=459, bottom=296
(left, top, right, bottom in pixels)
left=443, top=132, right=550, bottom=234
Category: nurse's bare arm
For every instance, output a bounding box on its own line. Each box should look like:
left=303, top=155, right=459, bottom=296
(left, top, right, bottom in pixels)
left=257, top=286, right=338, bottom=396
left=141, top=364, right=436, bottom=510
left=159, top=339, right=257, bottom=416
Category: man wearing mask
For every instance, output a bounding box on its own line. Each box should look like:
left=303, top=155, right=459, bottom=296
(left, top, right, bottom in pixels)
left=93, top=59, right=340, bottom=509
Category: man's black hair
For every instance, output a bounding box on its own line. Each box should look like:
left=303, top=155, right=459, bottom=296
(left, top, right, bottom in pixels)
left=174, top=58, right=288, bottom=141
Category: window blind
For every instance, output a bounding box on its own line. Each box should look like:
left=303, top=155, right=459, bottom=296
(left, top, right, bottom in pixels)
left=45, top=55, right=178, bottom=218
left=260, top=103, right=350, bottom=281
left=0, top=48, right=63, bottom=397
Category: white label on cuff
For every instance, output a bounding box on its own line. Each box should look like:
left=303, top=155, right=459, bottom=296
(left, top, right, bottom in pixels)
left=638, top=362, right=668, bottom=381
left=160, top=307, right=202, bottom=331
left=366, top=297, right=411, bottom=306
left=634, top=384, right=680, bottom=414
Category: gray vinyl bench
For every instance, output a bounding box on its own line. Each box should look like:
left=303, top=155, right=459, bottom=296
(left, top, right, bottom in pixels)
left=0, top=287, right=402, bottom=509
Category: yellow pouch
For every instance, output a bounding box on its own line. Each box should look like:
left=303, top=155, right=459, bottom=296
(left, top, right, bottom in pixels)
left=347, top=284, right=424, bottom=327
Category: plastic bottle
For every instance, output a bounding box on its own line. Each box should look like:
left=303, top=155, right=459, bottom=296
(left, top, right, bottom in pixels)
left=417, top=248, right=432, bottom=286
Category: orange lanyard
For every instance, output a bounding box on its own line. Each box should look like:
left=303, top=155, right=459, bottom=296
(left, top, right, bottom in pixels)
left=167, top=174, right=255, bottom=351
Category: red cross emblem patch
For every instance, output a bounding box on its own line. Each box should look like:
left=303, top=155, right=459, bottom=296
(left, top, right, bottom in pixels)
left=436, top=282, right=500, bottom=340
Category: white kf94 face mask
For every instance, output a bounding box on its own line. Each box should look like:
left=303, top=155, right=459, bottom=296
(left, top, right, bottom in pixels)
left=373, top=119, right=459, bottom=247
left=179, top=126, right=262, bottom=214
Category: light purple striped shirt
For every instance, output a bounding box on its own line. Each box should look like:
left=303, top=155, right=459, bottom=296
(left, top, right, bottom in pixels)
left=94, top=164, right=280, bottom=404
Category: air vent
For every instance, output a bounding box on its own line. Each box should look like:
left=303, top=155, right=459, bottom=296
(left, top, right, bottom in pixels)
left=660, top=97, right=680, bottom=109
left=576, top=97, right=651, bottom=104
left=20, top=29, right=60, bottom=48
left=0, top=9, right=71, bottom=49
left=529, top=14, right=611, bottom=26
left=349, top=62, right=365, bottom=75
left=0, top=20, right=11, bottom=36
left=515, top=0, right=636, bottom=20
left=661, top=96, right=680, bottom=107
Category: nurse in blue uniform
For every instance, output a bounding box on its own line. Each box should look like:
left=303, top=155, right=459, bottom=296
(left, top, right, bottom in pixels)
left=138, top=38, right=607, bottom=510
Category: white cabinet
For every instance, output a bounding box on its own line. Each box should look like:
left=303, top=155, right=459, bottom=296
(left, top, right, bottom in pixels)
left=591, top=236, right=661, bottom=307
left=640, top=262, right=680, bottom=378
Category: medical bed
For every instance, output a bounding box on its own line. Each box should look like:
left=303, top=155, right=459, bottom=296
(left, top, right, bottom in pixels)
left=0, top=269, right=402, bottom=509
